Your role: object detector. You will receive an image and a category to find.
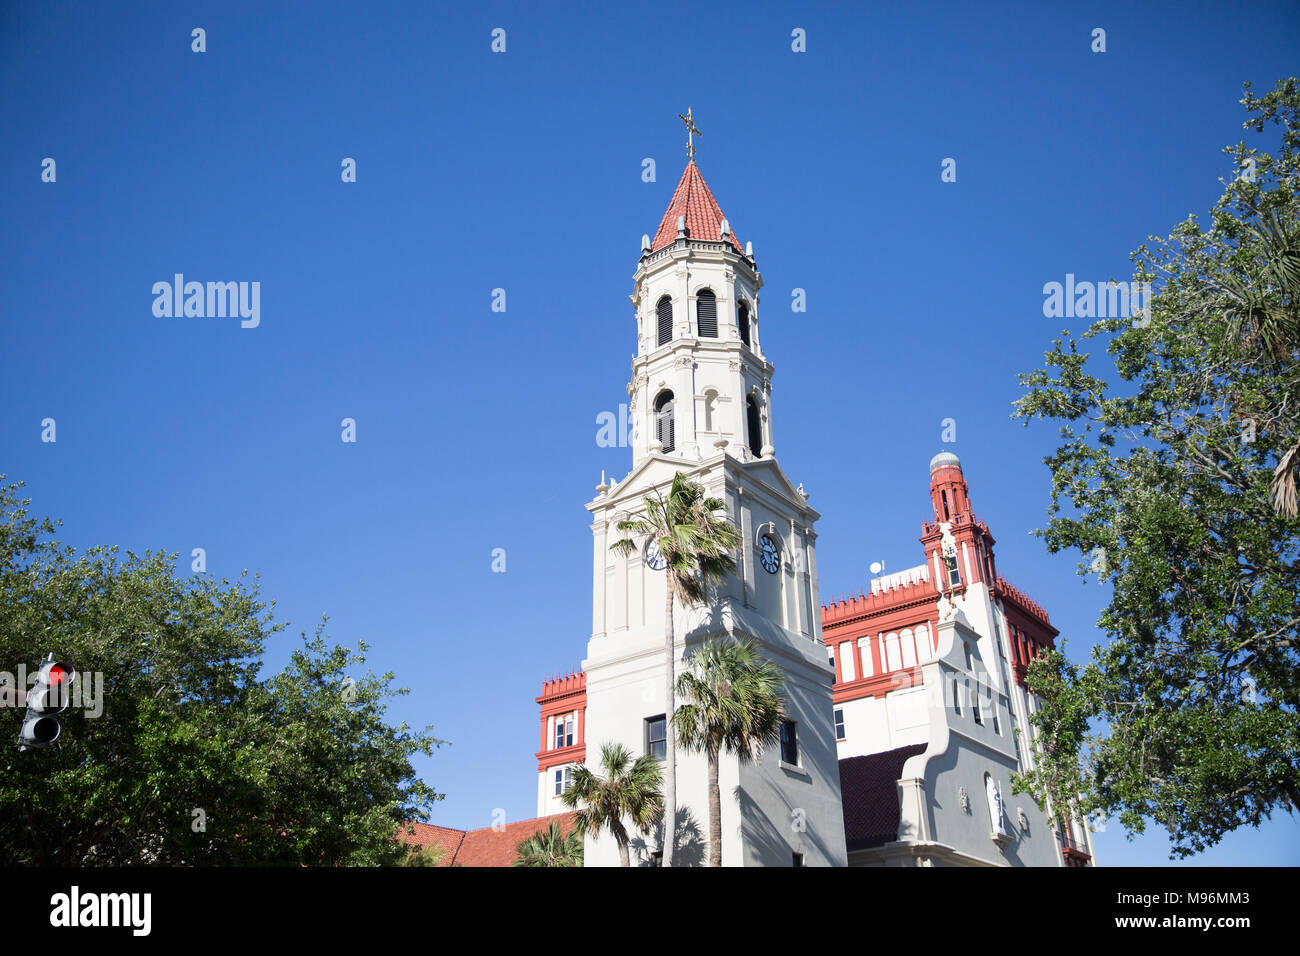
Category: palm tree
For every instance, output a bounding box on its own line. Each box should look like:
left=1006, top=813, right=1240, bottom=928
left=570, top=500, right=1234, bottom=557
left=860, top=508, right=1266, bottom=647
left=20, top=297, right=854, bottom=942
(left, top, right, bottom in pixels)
left=560, top=742, right=663, bottom=867
left=512, top=819, right=583, bottom=867
left=674, top=637, right=785, bottom=867
left=610, top=472, right=741, bottom=867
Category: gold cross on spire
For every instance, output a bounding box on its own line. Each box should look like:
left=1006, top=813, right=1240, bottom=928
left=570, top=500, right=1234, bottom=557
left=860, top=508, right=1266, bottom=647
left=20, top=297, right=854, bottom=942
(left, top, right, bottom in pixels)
left=678, top=107, right=701, bottom=163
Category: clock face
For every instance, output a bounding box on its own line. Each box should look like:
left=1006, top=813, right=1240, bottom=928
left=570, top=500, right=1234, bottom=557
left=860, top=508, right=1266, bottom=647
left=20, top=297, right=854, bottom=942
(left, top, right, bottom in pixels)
left=645, top=538, right=667, bottom=571
left=759, top=535, right=780, bottom=574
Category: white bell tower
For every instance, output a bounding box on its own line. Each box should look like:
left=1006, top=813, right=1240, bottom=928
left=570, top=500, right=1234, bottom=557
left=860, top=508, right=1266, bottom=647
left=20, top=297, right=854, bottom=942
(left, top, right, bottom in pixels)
left=581, top=138, right=847, bottom=867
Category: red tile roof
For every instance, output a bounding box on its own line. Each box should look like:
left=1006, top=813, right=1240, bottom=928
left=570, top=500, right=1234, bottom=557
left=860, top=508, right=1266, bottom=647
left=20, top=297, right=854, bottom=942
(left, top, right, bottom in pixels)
left=650, top=161, right=744, bottom=254
left=401, top=813, right=579, bottom=867
left=838, top=745, right=927, bottom=851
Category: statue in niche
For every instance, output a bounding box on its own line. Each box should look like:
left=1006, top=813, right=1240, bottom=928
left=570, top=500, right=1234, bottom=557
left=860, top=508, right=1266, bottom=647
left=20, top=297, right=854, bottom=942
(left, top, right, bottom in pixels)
left=986, top=775, right=1008, bottom=838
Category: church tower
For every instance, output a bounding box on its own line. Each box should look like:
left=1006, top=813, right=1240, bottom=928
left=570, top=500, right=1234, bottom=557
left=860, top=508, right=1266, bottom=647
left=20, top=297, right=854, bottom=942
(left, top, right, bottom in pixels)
left=580, top=127, right=846, bottom=866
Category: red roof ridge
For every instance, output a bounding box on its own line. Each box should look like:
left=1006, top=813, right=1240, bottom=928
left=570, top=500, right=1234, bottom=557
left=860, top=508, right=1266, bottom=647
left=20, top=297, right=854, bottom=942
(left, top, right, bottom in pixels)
left=401, top=813, right=580, bottom=867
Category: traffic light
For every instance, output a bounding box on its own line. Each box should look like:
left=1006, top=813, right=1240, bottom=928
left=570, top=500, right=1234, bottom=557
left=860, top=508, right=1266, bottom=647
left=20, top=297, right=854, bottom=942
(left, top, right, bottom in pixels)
left=18, top=656, right=76, bottom=752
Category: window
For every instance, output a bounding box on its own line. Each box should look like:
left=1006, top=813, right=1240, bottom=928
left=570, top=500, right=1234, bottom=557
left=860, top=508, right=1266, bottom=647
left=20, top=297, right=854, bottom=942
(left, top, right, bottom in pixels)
left=859, top=636, right=874, bottom=677
left=884, top=632, right=902, bottom=671
left=551, top=715, right=575, bottom=749
left=738, top=300, right=751, bottom=347
left=945, top=551, right=961, bottom=587
left=839, top=643, right=855, bottom=682
left=792, top=851, right=805, bottom=867
left=972, top=688, right=983, bottom=725
left=914, top=625, right=930, bottom=663
left=941, top=490, right=951, bottom=520
left=553, top=767, right=571, bottom=796
left=650, top=851, right=663, bottom=867
left=952, top=678, right=961, bottom=715
left=900, top=628, right=917, bottom=668
left=646, top=715, right=667, bottom=760
left=746, top=395, right=762, bottom=457
left=779, top=720, right=798, bottom=766
left=654, top=391, right=675, bottom=452
left=963, top=642, right=973, bottom=672
left=992, top=699, right=1002, bottom=735
left=696, top=289, right=717, bottom=337
left=834, top=708, right=845, bottom=741
left=656, top=296, right=673, bottom=346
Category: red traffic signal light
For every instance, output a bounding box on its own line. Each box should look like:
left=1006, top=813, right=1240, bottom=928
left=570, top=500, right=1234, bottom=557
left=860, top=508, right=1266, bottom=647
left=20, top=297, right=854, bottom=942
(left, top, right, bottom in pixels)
left=18, top=657, right=76, bottom=752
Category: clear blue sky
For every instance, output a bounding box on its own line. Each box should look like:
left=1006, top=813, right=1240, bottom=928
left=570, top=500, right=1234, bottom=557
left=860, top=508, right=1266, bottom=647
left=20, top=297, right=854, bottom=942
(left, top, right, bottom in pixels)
left=3, top=1, right=1297, bottom=865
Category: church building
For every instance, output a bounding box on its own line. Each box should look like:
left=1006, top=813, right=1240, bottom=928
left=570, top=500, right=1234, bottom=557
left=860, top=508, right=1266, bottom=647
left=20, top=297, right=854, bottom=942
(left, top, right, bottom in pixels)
left=531, top=122, right=1097, bottom=867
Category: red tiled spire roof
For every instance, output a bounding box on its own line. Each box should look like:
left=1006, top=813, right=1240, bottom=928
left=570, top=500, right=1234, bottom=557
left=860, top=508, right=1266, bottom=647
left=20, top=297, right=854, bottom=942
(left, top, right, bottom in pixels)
left=650, top=161, right=744, bottom=254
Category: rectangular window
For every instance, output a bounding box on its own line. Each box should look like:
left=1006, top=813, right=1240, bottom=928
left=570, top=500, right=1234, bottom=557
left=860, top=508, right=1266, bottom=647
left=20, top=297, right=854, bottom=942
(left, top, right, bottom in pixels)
left=553, top=767, right=571, bottom=796
left=973, top=688, right=983, bottom=725
left=839, top=643, right=855, bottom=682
left=565, top=716, right=575, bottom=747
left=646, top=715, right=667, bottom=760
left=952, top=678, right=961, bottom=716
left=780, top=720, right=798, bottom=766
left=993, top=698, right=1004, bottom=735
left=554, top=719, right=564, bottom=750
left=833, top=708, right=845, bottom=741
left=651, top=851, right=663, bottom=867
left=792, top=852, right=805, bottom=867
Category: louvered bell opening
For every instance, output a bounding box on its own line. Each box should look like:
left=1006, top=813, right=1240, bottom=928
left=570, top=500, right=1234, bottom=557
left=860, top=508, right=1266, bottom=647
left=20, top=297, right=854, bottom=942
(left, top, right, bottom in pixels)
left=697, top=291, right=717, bottom=338
left=738, top=301, right=751, bottom=347
left=657, top=297, right=673, bottom=347
left=658, top=411, right=675, bottom=452
left=746, top=396, right=762, bottom=457
left=655, top=392, right=675, bottom=453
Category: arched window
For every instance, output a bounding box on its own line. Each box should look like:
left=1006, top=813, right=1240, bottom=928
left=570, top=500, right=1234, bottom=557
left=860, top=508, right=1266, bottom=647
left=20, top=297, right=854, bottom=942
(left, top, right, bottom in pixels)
left=654, top=390, right=675, bottom=452
left=900, top=628, right=917, bottom=668
left=884, top=632, right=901, bottom=671
left=914, top=625, right=930, bottom=662
left=656, top=296, right=673, bottom=347
left=696, top=289, right=717, bottom=337
left=738, top=300, right=751, bottom=347
left=858, top=636, right=874, bottom=677
left=746, top=395, right=762, bottom=457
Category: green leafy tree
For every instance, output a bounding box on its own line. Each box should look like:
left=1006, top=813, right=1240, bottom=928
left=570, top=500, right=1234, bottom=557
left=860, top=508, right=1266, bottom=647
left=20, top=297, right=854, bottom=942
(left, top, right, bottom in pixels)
left=0, top=478, right=445, bottom=865
left=609, top=472, right=741, bottom=867
left=512, top=818, right=583, bottom=867
left=560, top=741, right=663, bottom=867
left=674, top=637, right=785, bottom=867
left=1011, top=79, right=1300, bottom=857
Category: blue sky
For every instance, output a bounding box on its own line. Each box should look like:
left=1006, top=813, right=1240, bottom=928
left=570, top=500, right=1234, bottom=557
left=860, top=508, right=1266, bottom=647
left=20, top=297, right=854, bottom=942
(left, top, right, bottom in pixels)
left=3, top=1, right=1297, bottom=865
